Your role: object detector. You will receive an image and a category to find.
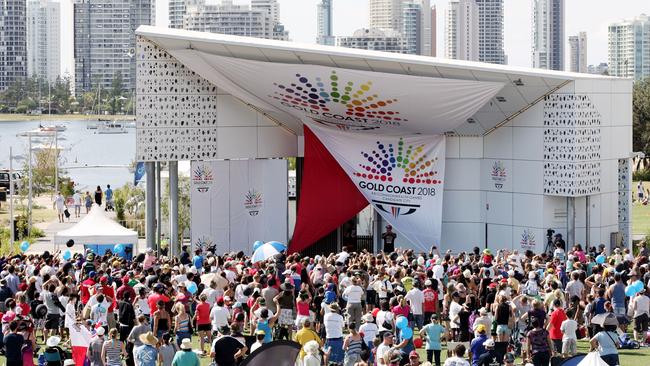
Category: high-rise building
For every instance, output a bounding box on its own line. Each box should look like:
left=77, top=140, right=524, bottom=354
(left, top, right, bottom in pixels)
left=317, top=0, right=335, bottom=46
left=369, top=0, right=403, bottom=32
left=74, top=0, right=155, bottom=93
left=588, top=63, right=609, bottom=75
left=368, top=0, right=431, bottom=56
left=182, top=2, right=288, bottom=41
left=532, top=0, right=565, bottom=70
left=0, top=0, right=27, bottom=91
left=337, top=28, right=407, bottom=54
left=569, top=32, right=587, bottom=73
left=475, top=0, right=505, bottom=64
left=431, top=5, right=437, bottom=57
left=252, top=0, right=279, bottom=24
left=27, top=0, right=60, bottom=83
left=608, top=15, right=650, bottom=80
left=445, top=0, right=478, bottom=61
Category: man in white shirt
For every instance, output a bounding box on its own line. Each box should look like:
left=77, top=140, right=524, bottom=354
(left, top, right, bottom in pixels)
left=53, top=192, right=65, bottom=223
left=372, top=275, right=393, bottom=303
left=72, top=191, right=82, bottom=218
left=630, top=289, right=650, bottom=342
left=210, top=297, right=230, bottom=332
left=405, top=283, right=425, bottom=330
left=375, top=332, right=394, bottom=366
left=565, top=272, right=585, bottom=301
left=343, top=278, right=364, bottom=330
left=323, top=303, right=345, bottom=365
left=448, top=292, right=463, bottom=338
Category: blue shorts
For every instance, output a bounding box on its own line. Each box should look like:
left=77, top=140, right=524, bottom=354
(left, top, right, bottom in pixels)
left=326, top=338, right=344, bottom=363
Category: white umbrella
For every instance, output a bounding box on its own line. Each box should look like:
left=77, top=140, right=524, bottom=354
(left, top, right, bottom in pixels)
left=252, top=243, right=281, bottom=263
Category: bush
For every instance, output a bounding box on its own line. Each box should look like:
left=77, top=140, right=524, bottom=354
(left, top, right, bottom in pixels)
left=633, top=169, right=650, bottom=182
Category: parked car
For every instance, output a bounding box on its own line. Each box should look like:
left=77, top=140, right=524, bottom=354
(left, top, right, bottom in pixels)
left=0, top=171, right=22, bottom=192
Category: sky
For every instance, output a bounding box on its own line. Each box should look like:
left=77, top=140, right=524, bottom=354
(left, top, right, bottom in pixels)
left=59, top=0, right=650, bottom=75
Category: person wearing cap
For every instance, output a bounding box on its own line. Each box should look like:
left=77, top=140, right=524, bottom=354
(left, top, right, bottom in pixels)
left=382, top=225, right=397, bottom=253
left=172, top=338, right=200, bottom=366
left=359, top=313, right=378, bottom=354
left=42, top=335, right=66, bottom=366
left=250, top=329, right=267, bottom=353
left=87, top=326, right=106, bottom=366
left=469, top=324, right=489, bottom=366
left=407, top=350, right=421, bottom=366
left=476, top=338, right=500, bottom=366
left=420, top=314, right=445, bottom=366
left=134, top=332, right=158, bottom=366
left=323, top=302, right=345, bottom=364
left=472, top=308, right=492, bottom=338
left=376, top=332, right=394, bottom=366
left=295, top=318, right=322, bottom=360
left=448, top=292, right=463, bottom=340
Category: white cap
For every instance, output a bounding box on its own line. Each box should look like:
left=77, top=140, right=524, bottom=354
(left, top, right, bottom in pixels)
left=96, top=327, right=105, bottom=336
left=483, top=339, right=495, bottom=347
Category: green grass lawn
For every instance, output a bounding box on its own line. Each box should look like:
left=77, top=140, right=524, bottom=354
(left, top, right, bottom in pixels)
left=0, top=331, right=648, bottom=366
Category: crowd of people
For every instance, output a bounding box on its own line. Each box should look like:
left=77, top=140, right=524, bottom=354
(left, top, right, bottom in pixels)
left=0, top=237, right=648, bottom=366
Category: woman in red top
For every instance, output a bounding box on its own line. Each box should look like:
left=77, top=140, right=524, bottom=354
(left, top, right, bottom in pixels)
left=193, top=293, right=212, bottom=355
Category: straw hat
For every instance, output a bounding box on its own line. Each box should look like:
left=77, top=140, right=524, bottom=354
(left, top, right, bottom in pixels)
left=329, top=303, right=340, bottom=312
left=47, top=336, right=61, bottom=347
left=180, top=338, right=192, bottom=350
left=138, top=332, right=158, bottom=346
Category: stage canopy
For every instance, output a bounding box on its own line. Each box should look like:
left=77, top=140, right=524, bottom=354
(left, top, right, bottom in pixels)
left=135, top=26, right=613, bottom=252
left=136, top=25, right=587, bottom=137
left=54, top=205, right=138, bottom=246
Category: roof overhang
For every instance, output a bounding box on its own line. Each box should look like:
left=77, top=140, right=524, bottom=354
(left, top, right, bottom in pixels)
left=136, top=26, right=617, bottom=136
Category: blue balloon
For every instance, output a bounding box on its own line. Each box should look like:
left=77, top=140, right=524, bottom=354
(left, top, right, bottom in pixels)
left=626, top=285, right=638, bottom=297
left=633, top=280, right=644, bottom=291
left=395, top=316, right=408, bottom=330
left=596, top=255, right=606, bottom=264
left=186, top=282, right=198, bottom=294
left=63, top=250, right=72, bottom=260
left=401, top=327, right=413, bottom=340
left=253, top=241, right=264, bottom=251
left=113, top=244, right=125, bottom=255
left=20, top=241, right=29, bottom=252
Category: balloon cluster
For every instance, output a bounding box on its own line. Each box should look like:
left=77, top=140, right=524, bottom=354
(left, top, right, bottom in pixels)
left=625, top=280, right=645, bottom=297
left=395, top=316, right=413, bottom=339
left=186, top=282, right=198, bottom=294
left=596, top=254, right=606, bottom=264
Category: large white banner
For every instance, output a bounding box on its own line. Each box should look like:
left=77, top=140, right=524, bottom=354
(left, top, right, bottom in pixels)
left=167, top=50, right=504, bottom=135
left=307, top=122, right=445, bottom=251
left=190, top=159, right=288, bottom=254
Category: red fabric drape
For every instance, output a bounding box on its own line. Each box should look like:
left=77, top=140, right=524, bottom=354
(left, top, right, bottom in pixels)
left=289, top=126, right=368, bottom=253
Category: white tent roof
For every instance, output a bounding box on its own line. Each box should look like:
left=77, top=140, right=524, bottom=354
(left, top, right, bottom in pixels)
left=54, top=205, right=138, bottom=245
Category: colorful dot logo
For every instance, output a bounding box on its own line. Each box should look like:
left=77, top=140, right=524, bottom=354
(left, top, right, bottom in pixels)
left=353, top=138, right=441, bottom=185
left=270, top=71, right=408, bottom=123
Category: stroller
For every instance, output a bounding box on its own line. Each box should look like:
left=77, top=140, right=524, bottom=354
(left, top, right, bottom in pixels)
left=619, top=333, right=640, bottom=349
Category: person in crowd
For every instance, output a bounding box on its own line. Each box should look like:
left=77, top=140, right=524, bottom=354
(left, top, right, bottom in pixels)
left=526, top=318, right=554, bottom=366
left=343, top=322, right=364, bottom=366
left=102, top=328, right=126, bottom=366
left=629, top=287, right=650, bottom=343
left=172, top=302, right=191, bottom=348
left=158, top=333, right=178, bottom=366
left=4, top=320, right=24, bottom=366
left=94, top=186, right=103, bottom=206
left=133, top=332, right=158, bottom=366
left=560, top=309, right=578, bottom=357
left=547, top=299, right=567, bottom=353
left=173, top=338, right=200, bottom=366
left=590, top=322, right=621, bottom=366
left=84, top=191, right=93, bottom=213
left=420, top=314, right=445, bottom=366
left=443, top=344, right=470, bottom=366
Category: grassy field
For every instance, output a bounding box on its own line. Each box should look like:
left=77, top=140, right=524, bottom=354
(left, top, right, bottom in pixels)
left=633, top=181, right=650, bottom=236
left=0, top=113, right=135, bottom=122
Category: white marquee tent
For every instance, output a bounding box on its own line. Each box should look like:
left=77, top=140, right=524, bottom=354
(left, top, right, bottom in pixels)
left=54, top=205, right=138, bottom=246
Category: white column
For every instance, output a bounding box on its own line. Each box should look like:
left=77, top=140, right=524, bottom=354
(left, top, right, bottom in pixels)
left=567, top=197, right=575, bottom=248
left=169, top=161, right=179, bottom=257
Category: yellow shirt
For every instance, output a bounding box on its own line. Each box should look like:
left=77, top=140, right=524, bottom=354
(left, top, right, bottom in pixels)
left=295, top=327, right=322, bottom=359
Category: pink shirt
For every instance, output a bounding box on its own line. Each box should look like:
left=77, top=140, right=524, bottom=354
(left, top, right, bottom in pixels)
left=296, top=300, right=310, bottom=316
left=143, top=254, right=156, bottom=270
left=392, top=305, right=410, bottom=319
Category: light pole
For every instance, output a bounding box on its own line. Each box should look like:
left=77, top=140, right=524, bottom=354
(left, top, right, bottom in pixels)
left=8, top=149, right=26, bottom=246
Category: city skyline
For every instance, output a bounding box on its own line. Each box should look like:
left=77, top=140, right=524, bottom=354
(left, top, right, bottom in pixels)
left=48, top=0, right=650, bottom=77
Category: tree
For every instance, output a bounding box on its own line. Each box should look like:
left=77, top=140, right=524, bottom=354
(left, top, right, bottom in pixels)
left=109, top=71, right=124, bottom=114
left=633, top=78, right=650, bottom=153
left=162, top=176, right=191, bottom=246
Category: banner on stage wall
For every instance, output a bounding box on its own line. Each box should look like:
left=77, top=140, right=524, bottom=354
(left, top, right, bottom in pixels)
left=191, top=160, right=288, bottom=254
left=307, top=122, right=446, bottom=251
left=167, top=50, right=504, bottom=135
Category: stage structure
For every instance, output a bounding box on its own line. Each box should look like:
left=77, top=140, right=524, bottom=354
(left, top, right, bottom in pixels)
left=135, top=26, right=633, bottom=255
